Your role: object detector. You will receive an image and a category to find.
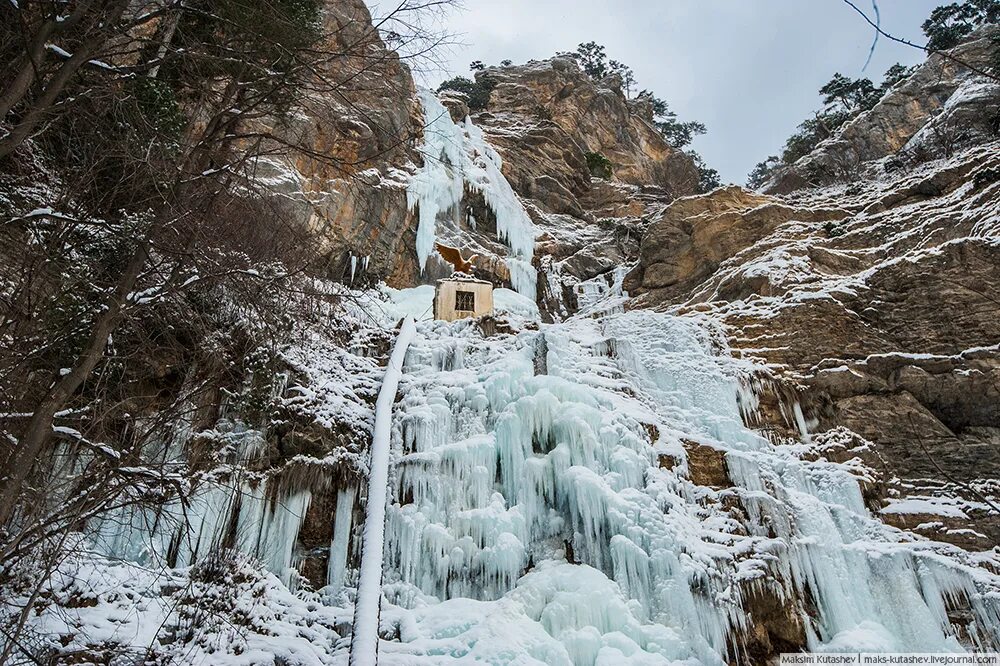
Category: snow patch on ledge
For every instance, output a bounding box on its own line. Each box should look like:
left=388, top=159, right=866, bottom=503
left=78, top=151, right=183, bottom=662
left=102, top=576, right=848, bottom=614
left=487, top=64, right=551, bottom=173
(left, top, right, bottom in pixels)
left=881, top=496, right=972, bottom=519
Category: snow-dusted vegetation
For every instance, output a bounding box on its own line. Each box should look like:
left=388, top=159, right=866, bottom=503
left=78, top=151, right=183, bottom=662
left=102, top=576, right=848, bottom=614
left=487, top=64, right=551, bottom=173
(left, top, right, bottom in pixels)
left=2, top=0, right=1000, bottom=664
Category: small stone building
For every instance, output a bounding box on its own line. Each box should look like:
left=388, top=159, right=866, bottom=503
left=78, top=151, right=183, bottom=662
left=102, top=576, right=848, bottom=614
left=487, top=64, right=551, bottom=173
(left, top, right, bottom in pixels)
left=434, top=277, right=494, bottom=321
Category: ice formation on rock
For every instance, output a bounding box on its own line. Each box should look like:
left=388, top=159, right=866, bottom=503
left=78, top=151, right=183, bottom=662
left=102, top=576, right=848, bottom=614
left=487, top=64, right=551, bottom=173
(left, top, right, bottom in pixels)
left=407, top=89, right=537, bottom=297
left=74, top=289, right=1000, bottom=664
left=93, top=468, right=313, bottom=589
left=372, top=309, right=1000, bottom=662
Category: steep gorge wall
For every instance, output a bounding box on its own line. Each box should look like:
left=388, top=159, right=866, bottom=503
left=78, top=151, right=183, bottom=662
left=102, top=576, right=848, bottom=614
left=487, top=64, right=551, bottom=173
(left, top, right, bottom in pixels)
left=9, top=4, right=1000, bottom=662
left=765, top=25, right=1000, bottom=193
left=256, top=0, right=423, bottom=287
left=266, top=22, right=701, bottom=299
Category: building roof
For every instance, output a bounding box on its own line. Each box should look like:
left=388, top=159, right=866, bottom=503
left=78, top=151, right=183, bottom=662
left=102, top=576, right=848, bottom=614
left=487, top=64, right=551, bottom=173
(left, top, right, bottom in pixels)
left=436, top=274, right=492, bottom=286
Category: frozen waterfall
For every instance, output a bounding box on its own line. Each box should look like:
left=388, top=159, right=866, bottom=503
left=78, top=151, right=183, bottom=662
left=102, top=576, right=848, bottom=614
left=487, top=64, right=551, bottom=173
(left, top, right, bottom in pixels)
left=407, top=89, right=537, bottom=297
left=372, top=309, right=1000, bottom=663
left=78, top=292, right=1000, bottom=663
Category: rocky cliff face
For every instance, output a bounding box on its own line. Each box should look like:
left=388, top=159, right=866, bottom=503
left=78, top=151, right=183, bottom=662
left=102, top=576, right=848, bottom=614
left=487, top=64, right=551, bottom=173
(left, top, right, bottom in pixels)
left=298, top=19, right=1000, bottom=550
left=11, top=2, right=1000, bottom=662
left=474, top=58, right=698, bottom=213
left=627, top=38, right=1000, bottom=550
left=272, top=31, right=701, bottom=300
left=765, top=25, right=1000, bottom=194
left=453, top=58, right=699, bottom=316
left=255, top=0, right=423, bottom=287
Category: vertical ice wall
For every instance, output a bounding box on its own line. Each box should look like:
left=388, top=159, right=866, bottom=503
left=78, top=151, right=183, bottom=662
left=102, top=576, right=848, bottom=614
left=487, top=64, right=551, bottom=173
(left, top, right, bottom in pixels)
left=92, top=476, right=312, bottom=587
left=407, top=89, right=537, bottom=297
left=88, top=423, right=313, bottom=588
left=378, top=309, right=1000, bottom=662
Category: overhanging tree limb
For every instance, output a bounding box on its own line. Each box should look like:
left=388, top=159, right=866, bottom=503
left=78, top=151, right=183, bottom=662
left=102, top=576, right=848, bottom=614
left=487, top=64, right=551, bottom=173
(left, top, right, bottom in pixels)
left=840, top=0, right=1000, bottom=83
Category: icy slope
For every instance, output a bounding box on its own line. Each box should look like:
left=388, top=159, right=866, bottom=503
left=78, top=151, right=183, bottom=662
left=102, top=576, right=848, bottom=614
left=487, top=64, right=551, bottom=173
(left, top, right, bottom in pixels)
left=25, top=286, right=1000, bottom=664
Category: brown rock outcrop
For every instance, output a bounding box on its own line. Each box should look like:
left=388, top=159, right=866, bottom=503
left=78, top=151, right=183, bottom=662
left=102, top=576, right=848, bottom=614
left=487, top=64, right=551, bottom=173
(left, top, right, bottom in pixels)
left=623, top=186, right=847, bottom=300
left=682, top=439, right=732, bottom=488
left=254, top=0, right=423, bottom=286
left=628, top=120, right=1000, bottom=548
left=474, top=57, right=699, bottom=214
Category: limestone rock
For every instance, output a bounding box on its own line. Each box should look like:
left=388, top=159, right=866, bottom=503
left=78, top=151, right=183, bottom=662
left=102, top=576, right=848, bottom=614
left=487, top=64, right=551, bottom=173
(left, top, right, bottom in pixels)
left=475, top=57, right=699, bottom=213
left=682, top=439, right=731, bottom=488
left=624, top=185, right=847, bottom=300
left=253, top=0, right=423, bottom=286
left=628, top=124, right=1000, bottom=550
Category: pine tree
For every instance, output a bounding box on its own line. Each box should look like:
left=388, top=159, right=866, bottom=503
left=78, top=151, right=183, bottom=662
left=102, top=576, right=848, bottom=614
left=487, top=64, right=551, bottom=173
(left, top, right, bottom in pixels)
left=922, top=0, right=1000, bottom=51
left=575, top=41, right=608, bottom=78
left=438, top=75, right=496, bottom=111
left=882, top=63, right=915, bottom=89
left=747, top=156, right=782, bottom=189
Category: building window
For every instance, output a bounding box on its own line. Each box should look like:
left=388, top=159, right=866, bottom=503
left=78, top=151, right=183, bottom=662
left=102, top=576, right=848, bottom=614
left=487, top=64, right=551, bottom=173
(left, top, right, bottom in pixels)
left=455, top=290, right=475, bottom=311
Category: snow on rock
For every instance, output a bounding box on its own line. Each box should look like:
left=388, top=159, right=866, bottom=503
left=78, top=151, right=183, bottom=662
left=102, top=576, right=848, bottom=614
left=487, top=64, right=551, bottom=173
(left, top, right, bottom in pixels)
left=19, top=548, right=351, bottom=666
left=407, top=89, right=537, bottom=297
left=493, top=287, right=540, bottom=320
left=380, top=284, right=437, bottom=322
left=881, top=496, right=972, bottom=519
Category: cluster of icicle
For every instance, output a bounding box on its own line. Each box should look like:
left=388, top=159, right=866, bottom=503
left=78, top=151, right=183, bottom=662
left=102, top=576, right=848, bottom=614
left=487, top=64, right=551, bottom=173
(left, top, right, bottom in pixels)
left=406, top=89, right=537, bottom=297
left=376, top=309, right=1000, bottom=663
left=85, top=293, right=1000, bottom=663
left=90, top=421, right=316, bottom=590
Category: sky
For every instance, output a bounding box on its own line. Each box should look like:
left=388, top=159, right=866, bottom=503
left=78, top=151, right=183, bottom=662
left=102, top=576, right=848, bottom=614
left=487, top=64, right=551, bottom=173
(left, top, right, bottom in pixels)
left=373, top=0, right=942, bottom=185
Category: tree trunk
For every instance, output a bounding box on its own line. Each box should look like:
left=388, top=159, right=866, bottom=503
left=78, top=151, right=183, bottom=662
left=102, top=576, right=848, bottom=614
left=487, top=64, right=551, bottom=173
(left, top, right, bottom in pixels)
left=147, top=8, right=181, bottom=79
left=0, top=240, right=148, bottom=527
left=0, top=0, right=128, bottom=161
left=0, top=0, right=102, bottom=119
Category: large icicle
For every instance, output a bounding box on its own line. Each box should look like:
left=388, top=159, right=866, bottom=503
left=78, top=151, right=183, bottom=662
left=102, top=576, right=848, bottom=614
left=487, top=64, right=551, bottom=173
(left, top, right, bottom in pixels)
left=407, top=91, right=466, bottom=272
left=407, top=89, right=537, bottom=297
left=350, top=315, right=417, bottom=666
left=327, top=485, right=357, bottom=596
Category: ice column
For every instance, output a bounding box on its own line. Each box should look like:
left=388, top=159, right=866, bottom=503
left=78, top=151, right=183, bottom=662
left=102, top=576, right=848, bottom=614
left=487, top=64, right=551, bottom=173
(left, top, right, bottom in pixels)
left=350, top=316, right=417, bottom=666
left=327, top=485, right=356, bottom=594
left=407, top=89, right=537, bottom=297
